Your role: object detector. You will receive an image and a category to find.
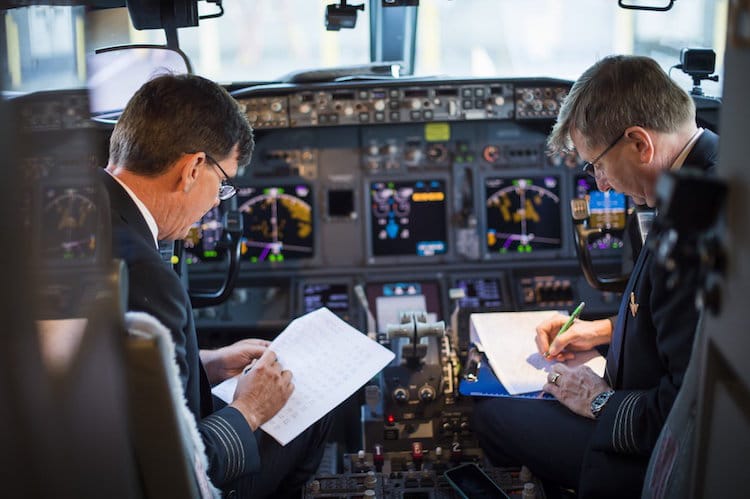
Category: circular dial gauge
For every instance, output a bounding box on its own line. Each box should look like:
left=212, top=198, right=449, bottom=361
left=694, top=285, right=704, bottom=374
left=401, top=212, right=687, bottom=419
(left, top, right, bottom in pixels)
left=485, top=176, right=561, bottom=254
left=42, top=186, right=98, bottom=261
left=237, top=185, right=313, bottom=262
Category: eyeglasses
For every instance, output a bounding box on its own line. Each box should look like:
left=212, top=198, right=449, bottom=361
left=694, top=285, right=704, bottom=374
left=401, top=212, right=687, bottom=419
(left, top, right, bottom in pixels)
left=205, top=153, right=237, bottom=200
left=581, top=133, right=625, bottom=178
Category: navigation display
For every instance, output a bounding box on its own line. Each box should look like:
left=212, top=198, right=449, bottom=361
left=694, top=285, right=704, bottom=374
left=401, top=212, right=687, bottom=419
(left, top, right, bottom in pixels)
left=183, top=206, right=224, bottom=264
left=574, top=175, right=626, bottom=251
left=237, top=184, right=314, bottom=263
left=485, top=176, right=562, bottom=254
left=369, top=179, right=448, bottom=257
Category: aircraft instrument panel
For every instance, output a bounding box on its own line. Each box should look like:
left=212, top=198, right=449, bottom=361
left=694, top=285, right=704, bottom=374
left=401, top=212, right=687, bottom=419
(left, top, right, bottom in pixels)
left=184, top=77, right=627, bottom=341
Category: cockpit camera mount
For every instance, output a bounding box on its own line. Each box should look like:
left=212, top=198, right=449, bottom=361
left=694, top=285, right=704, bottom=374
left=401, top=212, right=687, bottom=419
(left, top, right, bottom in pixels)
left=679, top=48, right=719, bottom=96
left=325, top=1, right=365, bottom=31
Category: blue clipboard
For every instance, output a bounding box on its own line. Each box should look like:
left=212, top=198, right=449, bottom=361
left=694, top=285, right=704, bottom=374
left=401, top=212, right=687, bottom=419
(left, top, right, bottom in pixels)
left=459, top=352, right=553, bottom=400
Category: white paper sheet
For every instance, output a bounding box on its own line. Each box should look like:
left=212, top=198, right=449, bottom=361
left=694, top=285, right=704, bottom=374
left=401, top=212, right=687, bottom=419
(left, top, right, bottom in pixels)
left=212, top=307, right=395, bottom=445
left=469, top=311, right=606, bottom=395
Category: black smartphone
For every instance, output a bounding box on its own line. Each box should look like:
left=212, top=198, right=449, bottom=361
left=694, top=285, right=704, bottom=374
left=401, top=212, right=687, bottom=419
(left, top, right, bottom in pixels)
left=443, top=463, right=510, bottom=499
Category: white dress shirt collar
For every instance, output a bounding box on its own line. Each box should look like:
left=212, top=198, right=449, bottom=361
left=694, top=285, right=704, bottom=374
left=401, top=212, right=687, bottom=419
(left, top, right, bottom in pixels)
left=107, top=170, right=159, bottom=248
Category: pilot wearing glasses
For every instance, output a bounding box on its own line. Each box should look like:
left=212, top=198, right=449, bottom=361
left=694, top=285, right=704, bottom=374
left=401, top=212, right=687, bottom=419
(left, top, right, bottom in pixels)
left=472, top=55, right=719, bottom=498
left=101, top=74, right=330, bottom=499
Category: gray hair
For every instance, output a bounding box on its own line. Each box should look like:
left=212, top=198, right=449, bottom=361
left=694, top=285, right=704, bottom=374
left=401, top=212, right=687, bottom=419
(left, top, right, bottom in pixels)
left=547, top=55, right=695, bottom=154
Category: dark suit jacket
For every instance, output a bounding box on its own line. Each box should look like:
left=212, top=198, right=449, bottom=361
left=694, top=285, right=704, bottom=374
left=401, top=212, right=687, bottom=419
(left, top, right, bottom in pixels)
left=100, top=169, right=260, bottom=487
left=579, top=129, right=719, bottom=497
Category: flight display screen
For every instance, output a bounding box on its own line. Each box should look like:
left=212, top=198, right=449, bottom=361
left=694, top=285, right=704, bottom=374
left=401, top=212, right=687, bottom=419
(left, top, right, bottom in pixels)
left=574, top=175, right=626, bottom=251
left=454, top=278, right=505, bottom=309
left=183, top=206, right=224, bottom=264
left=369, top=179, right=448, bottom=257
left=41, top=185, right=98, bottom=263
left=485, top=176, right=562, bottom=254
left=302, top=283, right=350, bottom=315
left=237, top=184, right=314, bottom=263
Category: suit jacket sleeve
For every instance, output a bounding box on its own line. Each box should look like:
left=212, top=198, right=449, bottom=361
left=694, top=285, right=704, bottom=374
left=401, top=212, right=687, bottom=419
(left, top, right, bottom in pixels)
left=588, top=256, right=700, bottom=456
left=125, top=249, right=261, bottom=485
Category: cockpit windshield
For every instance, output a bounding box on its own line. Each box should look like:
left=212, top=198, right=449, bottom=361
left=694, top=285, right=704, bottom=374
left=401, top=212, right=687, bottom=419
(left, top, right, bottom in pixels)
left=4, top=0, right=725, bottom=97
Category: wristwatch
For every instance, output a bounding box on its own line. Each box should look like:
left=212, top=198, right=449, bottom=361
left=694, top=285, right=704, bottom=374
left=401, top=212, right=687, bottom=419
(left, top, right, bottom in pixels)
left=590, top=390, right=615, bottom=418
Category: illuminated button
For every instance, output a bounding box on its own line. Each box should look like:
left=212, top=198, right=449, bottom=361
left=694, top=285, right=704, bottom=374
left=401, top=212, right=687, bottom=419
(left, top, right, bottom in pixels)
left=463, top=99, right=473, bottom=109
left=474, top=88, right=485, bottom=97
left=475, top=99, right=485, bottom=108
left=375, top=111, right=385, bottom=122
left=410, top=110, right=421, bottom=120
left=373, top=444, right=385, bottom=472
left=359, top=112, right=370, bottom=122
left=389, top=100, right=400, bottom=109
left=462, top=88, right=472, bottom=97
left=390, top=111, right=400, bottom=121
left=411, top=442, right=423, bottom=460
left=423, top=110, right=433, bottom=120
left=390, top=89, right=400, bottom=98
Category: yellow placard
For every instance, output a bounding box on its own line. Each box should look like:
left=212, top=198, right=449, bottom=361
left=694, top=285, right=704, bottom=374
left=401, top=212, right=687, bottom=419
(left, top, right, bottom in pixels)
left=424, top=122, right=450, bottom=142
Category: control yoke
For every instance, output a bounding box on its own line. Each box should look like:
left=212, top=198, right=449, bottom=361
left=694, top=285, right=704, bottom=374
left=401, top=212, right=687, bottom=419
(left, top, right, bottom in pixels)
left=570, top=198, right=629, bottom=293
left=188, top=210, right=243, bottom=308
left=387, top=311, right=445, bottom=367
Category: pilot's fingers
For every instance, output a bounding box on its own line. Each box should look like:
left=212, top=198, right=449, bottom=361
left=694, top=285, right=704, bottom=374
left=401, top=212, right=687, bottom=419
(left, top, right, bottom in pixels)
left=254, top=349, right=281, bottom=370
left=534, top=330, right=550, bottom=356
left=245, top=338, right=271, bottom=347
left=241, top=344, right=268, bottom=360
left=536, top=314, right=569, bottom=345
left=549, top=351, right=575, bottom=362
left=548, top=329, right=579, bottom=357
left=233, top=338, right=271, bottom=349
left=280, top=369, right=294, bottom=391
left=535, top=319, right=563, bottom=354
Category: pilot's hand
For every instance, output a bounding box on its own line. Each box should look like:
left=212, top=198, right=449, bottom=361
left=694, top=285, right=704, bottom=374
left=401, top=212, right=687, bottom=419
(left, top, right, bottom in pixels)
left=230, top=348, right=294, bottom=431
left=543, top=363, right=610, bottom=419
left=200, top=338, right=271, bottom=385
left=535, top=315, right=613, bottom=361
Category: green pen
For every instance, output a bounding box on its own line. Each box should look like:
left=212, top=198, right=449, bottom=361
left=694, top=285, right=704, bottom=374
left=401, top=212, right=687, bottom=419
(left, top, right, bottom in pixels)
left=545, top=301, right=585, bottom=358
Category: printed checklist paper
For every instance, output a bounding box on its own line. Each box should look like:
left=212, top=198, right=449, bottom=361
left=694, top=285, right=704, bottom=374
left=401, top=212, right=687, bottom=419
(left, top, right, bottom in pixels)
left=470, top=311, right=606, bottom=395
left=212, top=307, right=395, bottom=446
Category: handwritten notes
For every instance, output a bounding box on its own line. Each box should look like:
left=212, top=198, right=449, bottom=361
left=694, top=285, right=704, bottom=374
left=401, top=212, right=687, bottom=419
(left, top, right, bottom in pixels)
left=212, top=307, right=394, bottom=445
left=470, top=311, right=606, bottom=395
